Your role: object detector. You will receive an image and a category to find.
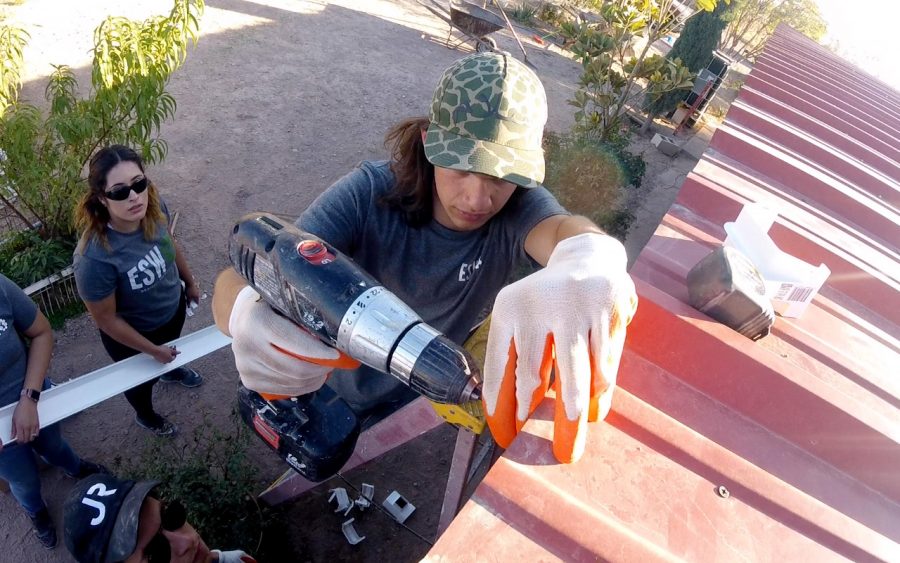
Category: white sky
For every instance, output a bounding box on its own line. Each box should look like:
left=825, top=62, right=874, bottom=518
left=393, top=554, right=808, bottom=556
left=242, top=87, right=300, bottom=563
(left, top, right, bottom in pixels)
left=814, top=0, right=900, bottom=91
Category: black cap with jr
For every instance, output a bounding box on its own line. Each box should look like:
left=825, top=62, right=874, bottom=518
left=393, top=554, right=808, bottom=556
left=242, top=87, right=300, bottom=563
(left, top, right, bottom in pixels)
left=63, top=474, right=159, bottom=563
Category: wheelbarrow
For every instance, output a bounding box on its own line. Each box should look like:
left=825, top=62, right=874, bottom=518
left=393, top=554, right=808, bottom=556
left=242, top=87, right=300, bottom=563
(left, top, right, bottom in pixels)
left=419, top=0, right=505, bottom=53
left=419, top=0, right=535, bottom=66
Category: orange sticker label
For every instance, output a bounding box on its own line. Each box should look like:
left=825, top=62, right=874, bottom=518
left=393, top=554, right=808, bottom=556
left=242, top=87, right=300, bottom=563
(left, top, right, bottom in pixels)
left=252, top=414, right=280, bottom=449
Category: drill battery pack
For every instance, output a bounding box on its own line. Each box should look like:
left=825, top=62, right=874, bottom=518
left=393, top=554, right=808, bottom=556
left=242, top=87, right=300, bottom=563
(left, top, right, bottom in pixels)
left=687, top=245, right=775, bottom=341
left=237, top=384, right=360, bottom=482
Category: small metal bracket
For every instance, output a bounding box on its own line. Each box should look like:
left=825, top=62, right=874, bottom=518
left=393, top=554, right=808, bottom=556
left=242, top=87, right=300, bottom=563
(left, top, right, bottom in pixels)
left=341, top=518, right=366, bottom=545
left=382, top=490, right=415, bottom=524
left=354, top=483, right=375, bottom=510
left=329, top=487, right=353, bottom=515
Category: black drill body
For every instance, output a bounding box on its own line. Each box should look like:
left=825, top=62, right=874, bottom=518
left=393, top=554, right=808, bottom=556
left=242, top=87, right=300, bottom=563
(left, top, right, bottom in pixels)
left=228, top=212, right=483, bottom=482
left=228, top=212, right=482, bottom=404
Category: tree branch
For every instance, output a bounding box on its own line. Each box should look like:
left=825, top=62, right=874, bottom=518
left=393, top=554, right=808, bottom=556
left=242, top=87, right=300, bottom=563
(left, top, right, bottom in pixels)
left=0, top=190, right=33, bottom=229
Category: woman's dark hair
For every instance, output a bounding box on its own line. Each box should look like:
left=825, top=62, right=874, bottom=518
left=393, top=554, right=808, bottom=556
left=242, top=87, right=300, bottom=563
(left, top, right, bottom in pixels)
left=381, top=117, right=435, bottom=227
left=75, top=145, right=165, bottom=249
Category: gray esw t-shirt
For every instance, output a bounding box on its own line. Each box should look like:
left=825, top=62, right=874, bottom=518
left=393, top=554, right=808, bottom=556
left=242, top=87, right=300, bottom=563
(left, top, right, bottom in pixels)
left=298, top=160, right=567, bottom=413
left=0, top=273, right=38, bottom=407
left=73, top=201, right=181, bottom=332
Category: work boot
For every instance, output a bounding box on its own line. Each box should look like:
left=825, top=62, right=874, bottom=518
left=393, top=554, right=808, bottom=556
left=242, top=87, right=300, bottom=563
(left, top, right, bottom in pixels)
left=66, top=459, right=111, bottom=479
left=159, top=367, right=204, bottom=388
left=134, top=413, right=178, bottom=437
left=30, top=508, right=58, bottom=549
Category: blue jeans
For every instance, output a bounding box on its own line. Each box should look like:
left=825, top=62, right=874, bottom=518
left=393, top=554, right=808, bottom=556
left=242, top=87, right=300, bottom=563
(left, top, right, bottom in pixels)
left=0, top=422, right=81, bottom=516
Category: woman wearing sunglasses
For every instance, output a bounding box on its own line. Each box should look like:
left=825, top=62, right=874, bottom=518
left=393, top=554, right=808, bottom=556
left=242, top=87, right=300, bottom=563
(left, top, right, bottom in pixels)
left=73, top=145, right=203, bottom=437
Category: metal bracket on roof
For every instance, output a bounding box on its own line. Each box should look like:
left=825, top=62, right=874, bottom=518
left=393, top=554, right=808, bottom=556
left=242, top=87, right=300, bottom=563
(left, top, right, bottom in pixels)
left=0, top=325, right=231, bottom=445
left=354, top=483, right=375, bottom=511
left=382, top=490, right=415, bottom=524
left=329, top=487, right=353, bottom=515
left=341, top=518, right=366, bottom=545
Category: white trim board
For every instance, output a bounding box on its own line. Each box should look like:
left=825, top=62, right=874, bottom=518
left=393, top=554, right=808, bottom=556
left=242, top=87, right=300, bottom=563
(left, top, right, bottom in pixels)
left=1, top=325, right=232, bottom=445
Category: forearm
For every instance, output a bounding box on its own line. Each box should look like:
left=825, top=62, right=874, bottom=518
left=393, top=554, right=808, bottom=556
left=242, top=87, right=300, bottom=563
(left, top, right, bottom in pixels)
left=95, top=315, right=159, bottom=356
left=525, top=214, right=607, bottom=266
left=551, top=215, right=605, bottom=245
left=212, top=268, right=248, bottom=336
left=22, top=330, right=53, bottom=391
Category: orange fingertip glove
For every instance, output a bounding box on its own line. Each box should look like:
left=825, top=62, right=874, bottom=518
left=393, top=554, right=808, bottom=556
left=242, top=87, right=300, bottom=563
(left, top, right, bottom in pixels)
left=482, top=233, right=638, bottom=463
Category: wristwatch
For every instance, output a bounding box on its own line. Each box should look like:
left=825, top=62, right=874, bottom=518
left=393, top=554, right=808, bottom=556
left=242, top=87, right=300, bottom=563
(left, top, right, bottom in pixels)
left=20, top=388, right=41, bottom=403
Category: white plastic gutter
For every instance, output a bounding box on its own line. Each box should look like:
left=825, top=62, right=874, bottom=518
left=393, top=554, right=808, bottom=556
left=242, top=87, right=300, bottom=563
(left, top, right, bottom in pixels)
left=0, top=325, right=231, bottom=445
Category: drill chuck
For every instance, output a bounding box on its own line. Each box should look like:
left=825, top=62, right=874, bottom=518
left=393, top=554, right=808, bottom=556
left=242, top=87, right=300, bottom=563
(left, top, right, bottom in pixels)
left=229, top=212, right=482, bottom=405
left=391, top=324, right=481, bottom=403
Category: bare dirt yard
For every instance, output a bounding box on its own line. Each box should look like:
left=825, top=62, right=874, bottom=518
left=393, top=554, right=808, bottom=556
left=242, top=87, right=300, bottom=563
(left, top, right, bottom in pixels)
left=0, top=1, right=707, bottom=560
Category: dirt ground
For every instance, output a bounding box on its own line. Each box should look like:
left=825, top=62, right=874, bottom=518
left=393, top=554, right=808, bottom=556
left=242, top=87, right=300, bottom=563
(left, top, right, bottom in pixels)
left=0, top=1, right=709, bottom=560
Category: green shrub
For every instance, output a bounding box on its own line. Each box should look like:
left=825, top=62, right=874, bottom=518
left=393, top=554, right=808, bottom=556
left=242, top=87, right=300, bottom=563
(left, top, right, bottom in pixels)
left=0, top=228, right=74, bottom=286
left=44, top=299, right=85, bottom=330
left=571, top=0, right=604, bottom=11
left=114, top=410, right=298, bottom=560
left=599, top=127, right=646, bottom=189
left=537, top=3, right=566, bottom=27
left=0, top=0, right=203, bottom=239
left=542, top=131, right=643, bottom=242
left=510, top=3, right=538, bottom=26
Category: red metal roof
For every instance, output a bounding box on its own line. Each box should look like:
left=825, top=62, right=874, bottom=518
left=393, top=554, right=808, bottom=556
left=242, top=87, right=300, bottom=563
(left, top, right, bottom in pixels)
left=428, top=25, right=900, bottom=561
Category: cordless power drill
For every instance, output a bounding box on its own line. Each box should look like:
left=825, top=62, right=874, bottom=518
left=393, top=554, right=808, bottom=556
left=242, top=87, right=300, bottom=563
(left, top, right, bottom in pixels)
left=229, top=212, right=484, bottom=481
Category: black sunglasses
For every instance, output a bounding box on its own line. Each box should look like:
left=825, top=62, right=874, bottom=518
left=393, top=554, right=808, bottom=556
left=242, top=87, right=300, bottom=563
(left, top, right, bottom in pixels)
left=104, top=177, right=149, bottom=201
left=144, top=498, right=187, bottom=562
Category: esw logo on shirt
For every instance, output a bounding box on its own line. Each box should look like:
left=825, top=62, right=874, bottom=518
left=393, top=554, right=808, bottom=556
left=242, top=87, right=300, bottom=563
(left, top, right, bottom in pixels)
left=127, top=246, right=167, bottom=290
left=458, top=257, right=483, bottom=282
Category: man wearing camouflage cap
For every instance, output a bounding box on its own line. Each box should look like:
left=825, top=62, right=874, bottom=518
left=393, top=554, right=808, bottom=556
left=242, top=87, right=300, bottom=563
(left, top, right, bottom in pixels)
left=214, top=51, right=637, bottom=463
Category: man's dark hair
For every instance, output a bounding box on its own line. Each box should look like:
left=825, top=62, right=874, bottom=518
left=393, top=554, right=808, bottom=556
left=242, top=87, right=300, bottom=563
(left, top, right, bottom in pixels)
left=381, top=117, right=435, bottom=227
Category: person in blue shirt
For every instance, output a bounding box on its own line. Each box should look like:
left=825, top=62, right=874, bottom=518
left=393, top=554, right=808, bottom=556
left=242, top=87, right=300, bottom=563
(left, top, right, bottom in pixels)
left=0, top=273, right=108, bottom=549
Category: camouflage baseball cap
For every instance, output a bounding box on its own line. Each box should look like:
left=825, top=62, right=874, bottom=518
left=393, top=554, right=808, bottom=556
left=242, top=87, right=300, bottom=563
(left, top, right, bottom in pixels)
left=424, top=52, right=547, bottom=188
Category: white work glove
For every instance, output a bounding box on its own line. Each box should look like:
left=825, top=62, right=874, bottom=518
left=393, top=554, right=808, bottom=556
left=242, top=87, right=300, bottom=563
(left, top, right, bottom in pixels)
left=483, top=233, right=638, bottom=463
left=229, top=286, right=359, bottom=397
left=211, top=549, right=257, bottom=563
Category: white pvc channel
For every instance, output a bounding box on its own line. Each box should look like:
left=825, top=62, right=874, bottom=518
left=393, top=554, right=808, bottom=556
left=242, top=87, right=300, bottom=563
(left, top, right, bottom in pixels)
left=0, top=326, right=231, bottom=445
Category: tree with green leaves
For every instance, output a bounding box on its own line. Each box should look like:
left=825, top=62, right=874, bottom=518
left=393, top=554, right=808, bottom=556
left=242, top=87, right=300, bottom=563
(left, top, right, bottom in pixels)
left=644, top=0, right=730, bottom=124
left=719, top=0, right=826, bottom=63
left=0, top=0, right=204, bottom=240
left=560, top=0, right=697, bottom=142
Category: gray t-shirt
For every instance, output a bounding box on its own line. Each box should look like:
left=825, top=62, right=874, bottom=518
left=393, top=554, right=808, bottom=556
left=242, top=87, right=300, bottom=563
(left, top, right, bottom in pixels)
left=298, top=160, right=567, bottom=413
left=73, top=201, right=181, bottom=332
left=0, top=274, right=38, bottom=407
